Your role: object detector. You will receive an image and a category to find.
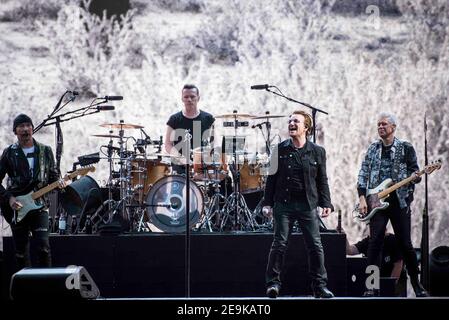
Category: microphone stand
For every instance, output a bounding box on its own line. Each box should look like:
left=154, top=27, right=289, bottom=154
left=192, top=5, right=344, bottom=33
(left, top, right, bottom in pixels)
left=184, top=129, right=192, bottom=298
left=421, top=113, right=430, bottom=289
left=264, top=87, right=328, bottom=143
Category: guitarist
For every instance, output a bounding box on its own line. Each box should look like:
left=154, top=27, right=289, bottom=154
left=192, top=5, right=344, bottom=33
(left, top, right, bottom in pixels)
left=0, top=114, right=65, bottom=270
left=357, top=112, right=428, bottom=297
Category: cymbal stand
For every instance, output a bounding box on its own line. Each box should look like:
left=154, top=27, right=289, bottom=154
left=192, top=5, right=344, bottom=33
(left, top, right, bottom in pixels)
left=220, top=111, right=257, bottom=231
left=198, top=159, right=229, bottom=232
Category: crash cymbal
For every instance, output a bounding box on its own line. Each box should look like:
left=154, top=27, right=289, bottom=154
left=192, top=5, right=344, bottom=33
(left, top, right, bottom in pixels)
left=215, top=113, right=256, bottom=119
left=252, top=114, right=286, bottom=119
left=91, top=134, right=121, bottom=138
left=100, top=123, right=144, bottom=129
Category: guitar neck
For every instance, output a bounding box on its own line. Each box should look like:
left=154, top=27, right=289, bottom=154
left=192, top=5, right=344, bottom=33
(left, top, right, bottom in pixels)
left=378, top=174, right=420, bottom=199
left=31, top=175, right=72, bottom=200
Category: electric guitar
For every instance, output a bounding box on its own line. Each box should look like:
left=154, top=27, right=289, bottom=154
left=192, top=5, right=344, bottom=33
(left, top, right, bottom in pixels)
left=1, top=166, right=95, bottom=224
left=355, top=160, right=442, bottom=222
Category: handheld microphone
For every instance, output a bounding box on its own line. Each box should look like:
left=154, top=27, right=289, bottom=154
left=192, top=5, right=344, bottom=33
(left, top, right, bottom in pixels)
left=250, top=84, right=270, bottom=90
left=103, top=95, right=123, bottom=101
left=97, top=105, right=115, bottom=111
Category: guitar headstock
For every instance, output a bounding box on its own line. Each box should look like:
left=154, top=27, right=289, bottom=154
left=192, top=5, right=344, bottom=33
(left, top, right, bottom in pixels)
left=424, top=160, right=442, bottom=175
left=77, top=165, right=96, bottom=176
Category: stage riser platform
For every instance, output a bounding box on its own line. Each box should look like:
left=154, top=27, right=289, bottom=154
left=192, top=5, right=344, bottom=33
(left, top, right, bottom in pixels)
left=2, top=233, right=346, bottom=298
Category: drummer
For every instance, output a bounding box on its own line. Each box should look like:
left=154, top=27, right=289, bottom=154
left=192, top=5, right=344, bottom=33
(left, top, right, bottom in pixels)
left=165, top=84, right=215, bottom=174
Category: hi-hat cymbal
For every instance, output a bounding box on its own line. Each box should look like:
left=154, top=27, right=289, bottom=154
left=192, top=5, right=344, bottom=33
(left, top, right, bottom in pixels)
left=100, top=123, right=144, bottom=129
left=91, top=134, right=121, bottom=138
left=215, top=113, right=256, bottom=119
left=252, top=114, right=286, bottom=119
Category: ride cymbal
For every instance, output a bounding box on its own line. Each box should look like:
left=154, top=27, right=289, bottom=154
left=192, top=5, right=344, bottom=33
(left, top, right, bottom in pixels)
left=252, top=114, right=286, bottom=119
left=91, top=134, right=121, bottom=138
left=215, top=113, right=256, bottom=119
left=100, top=123, right=144, bottom=129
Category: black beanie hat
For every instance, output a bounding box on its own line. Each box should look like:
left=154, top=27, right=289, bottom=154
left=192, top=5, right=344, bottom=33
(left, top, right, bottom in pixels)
left=13, top=114, right=34, bottom=132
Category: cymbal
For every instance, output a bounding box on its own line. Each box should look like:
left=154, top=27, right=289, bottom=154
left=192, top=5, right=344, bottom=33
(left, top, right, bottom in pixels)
left=100, top=123, right=144, bottom=129
left=215, top=113, right=256, bottom=119
left=252, top=114, right=286, bottom=119
left=91, top=134, right=121, bottom=138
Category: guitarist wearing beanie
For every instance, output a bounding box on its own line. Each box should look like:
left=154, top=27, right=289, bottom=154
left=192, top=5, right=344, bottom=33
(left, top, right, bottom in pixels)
left=0, top=114, right=65, bottom=270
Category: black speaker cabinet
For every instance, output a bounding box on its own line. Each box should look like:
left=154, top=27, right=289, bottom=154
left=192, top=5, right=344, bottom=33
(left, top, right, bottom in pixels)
left=10, top=266, right=100, bottom=300
left=346, top=256, right=368, bottom=297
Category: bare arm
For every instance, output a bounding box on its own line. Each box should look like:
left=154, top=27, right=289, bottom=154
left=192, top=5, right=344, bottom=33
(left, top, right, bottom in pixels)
left=164, top=125, right=175, bottom=154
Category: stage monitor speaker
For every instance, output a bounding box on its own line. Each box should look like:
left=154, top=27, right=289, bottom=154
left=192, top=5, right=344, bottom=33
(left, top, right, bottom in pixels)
left=429, top=245, right=449, bottom=296
left=10, top=266, right=100, bottom=300
left=346, top=256, right=368, bottom=297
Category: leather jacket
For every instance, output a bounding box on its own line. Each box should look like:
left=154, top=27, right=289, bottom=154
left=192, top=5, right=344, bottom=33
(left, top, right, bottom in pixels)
left=0, top=139, right=59, bottom=221
left=263, top=139, right=333, bottom=211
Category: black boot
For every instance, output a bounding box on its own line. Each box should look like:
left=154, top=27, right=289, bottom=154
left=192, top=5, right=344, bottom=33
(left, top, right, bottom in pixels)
left=313, top=286, right=334, bottom=298
left=266, top=284, right=280, bottom=299
left=410, top=278, right=429, bottom=297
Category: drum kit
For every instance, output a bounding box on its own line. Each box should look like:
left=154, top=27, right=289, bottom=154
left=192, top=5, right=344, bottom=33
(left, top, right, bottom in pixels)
left=89, top=112, right=285, bottom=233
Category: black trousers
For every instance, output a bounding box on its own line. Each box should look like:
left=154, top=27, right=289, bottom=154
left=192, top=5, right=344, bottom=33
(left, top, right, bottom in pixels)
left=265, top=201, right=328, bottom=290
left=11, top=210, right=51, bottom=270
left=367, top=193, right=419, bottom=279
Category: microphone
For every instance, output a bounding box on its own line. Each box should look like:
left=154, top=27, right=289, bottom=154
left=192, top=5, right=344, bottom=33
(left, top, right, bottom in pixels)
left=97, top=105, right=115, bottom=111
left=68, top=91, right=79, bottom=102
left=140, top=128, right=152, bottom=143
left=250, top=84, right=270, bottom=90
left=103, top=95, right=123, bottom=101
left=103, top=145, right=120, bottom=152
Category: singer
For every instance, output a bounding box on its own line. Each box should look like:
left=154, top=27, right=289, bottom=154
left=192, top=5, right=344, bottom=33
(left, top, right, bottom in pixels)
left=263, top=110, right=334, bottom=299
left=164, top=84, right=215, bottom=174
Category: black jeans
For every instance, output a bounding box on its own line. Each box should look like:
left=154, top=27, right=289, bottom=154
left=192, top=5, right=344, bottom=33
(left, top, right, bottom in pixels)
left=11, top=210, right=51, bottom=270
left=367, top=193, right=419, bottom=279
left=265, top=202, right=328, bottom=290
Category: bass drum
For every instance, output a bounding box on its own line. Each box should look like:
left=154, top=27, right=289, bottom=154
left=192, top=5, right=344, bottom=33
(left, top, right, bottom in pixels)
left=145, top=175, right=204, bottom=233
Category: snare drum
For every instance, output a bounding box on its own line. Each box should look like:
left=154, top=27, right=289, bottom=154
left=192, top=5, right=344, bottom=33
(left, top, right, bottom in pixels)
left=192, top=146, right=228, bottom=182
left=145, top=175, right=204, bottom=233
left=130, top=158, right=171, bottom=203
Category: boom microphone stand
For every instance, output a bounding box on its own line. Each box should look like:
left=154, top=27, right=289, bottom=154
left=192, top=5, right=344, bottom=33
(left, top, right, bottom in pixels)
left=263, top=86, right=328, bottom=143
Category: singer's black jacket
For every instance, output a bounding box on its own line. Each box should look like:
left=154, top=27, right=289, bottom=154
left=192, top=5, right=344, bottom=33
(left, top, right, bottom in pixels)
left=263, top=138, right=334, bottom=211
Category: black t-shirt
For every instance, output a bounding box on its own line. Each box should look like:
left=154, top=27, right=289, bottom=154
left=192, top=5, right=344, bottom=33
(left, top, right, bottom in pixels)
left=166, top=110, right=215, bottom=153
left=354, top=233, right=403, bottom=277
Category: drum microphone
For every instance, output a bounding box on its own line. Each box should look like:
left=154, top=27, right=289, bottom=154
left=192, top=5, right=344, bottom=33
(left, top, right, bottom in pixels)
left=97, top=105, right=115, bottom=111
left=102, top=95, right=123, bottom=101
left=250, top=84, right=272, bottom=90
left=103, top=145, right=120, bottom=152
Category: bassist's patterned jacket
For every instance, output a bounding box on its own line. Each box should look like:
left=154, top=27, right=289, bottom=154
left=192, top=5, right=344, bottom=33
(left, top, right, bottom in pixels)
left=357, top=137, right=420, bottom=209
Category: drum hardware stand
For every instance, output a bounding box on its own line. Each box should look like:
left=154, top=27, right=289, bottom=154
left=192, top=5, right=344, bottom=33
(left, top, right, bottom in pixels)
left=198, top=178, right=229, bottom=232
left=220, top=111, right=257, bottom=231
